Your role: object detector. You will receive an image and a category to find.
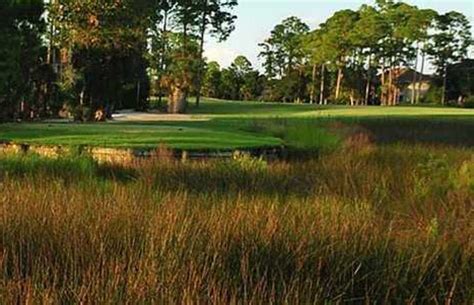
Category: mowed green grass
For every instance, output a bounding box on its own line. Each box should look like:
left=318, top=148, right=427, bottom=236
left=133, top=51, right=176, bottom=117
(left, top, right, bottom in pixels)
left=0, top=122, right=282, bottom=150
left=192, top=98, right=474, bottom=118
left=1, top=98, right=473, bottom=150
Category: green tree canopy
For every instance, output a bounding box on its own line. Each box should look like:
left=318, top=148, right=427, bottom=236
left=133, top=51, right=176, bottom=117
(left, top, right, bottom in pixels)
left=0, top=0, right=45, bottom=120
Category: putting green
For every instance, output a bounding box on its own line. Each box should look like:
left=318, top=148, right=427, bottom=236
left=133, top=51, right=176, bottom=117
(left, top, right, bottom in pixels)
left=0, top=123, right=282, bottom=150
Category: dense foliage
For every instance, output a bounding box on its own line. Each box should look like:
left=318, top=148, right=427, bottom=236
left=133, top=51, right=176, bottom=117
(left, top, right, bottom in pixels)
left=0, top=0, right=237, bottom=119
left=203, top=1, right=472, bottom=106
left=0, top=0, right=46, bottom=120
left=0, top=0, right=472, bottom=120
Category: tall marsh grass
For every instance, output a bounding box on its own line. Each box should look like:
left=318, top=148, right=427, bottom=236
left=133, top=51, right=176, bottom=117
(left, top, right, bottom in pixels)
left=0, top=145, right=473, bottom=304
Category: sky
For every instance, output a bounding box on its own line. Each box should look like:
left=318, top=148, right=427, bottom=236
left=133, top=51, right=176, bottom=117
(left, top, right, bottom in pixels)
left=204, top=0, right=474, bottom=70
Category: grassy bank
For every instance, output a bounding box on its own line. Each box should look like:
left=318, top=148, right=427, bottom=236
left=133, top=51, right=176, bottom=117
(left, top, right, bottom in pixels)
left=1, top=144, right=473, bottom=304
left=0, top=122, right=282, bottom=150
left=1, top=99, right=473, bottom=151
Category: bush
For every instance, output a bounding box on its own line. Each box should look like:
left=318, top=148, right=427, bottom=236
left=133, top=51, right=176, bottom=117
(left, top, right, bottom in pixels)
left=422, top=85, right=443, bottom=104
left=72, top=105, right=92, bottom=122
left=463, top=96, right=474, bottom=108
left=231, top=151, right=268, bottom=172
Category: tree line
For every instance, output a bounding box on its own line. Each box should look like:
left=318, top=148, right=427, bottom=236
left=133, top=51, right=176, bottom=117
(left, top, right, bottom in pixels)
left=203, top=0, right=473, bottom=106
left=0, top=0, right=237, bottom=120
left=0, top=0, right=472, bottom=121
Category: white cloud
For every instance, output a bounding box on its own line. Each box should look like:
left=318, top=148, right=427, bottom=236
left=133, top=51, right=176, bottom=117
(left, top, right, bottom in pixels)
left=204, top=46, right=240, bottom=68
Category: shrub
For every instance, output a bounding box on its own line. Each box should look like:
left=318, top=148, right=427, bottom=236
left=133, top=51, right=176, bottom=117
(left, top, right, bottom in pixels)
left=72, top=105, right=92, bottom=121
left=231, top=151, right=268, bottom=172
left=463, top=95, right=474, bottom=108
left=422, top=85, right=443, bottom=104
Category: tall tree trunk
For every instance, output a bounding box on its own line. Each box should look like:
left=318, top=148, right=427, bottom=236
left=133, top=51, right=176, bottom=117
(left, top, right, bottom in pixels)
left=442, top=66, right=448, bottom=105
left=79, top=86, right=85, bottom=106
left=411, top=45, right=419, bottom=105
left=310, top=64, right=317, bottom=104
left=288, top=54, right=293, bottom=75
left=335, top=67, right=343, bottom=100
left=157, top=9, right=169, bottom=109
left=45, top=2, right=54, bottom=117
left=365, top=55, right=372, bottom=106
left=47, top=5, right=53, bottom=66
left=168, top=84, right=187, bottom=114
left=319, top=64, right=325, bottom=105
left=195, top=6, right=208, bottom=108
left=136, top=81, right=141, bottom=110
left=388, top=59, right=393, bottom=106
left=381, top=60, right=386, bottom=106
left=172, top=8, right=190, bottom=113
left=416, top=50, right=426, bottom=104
left=48, top=0, right=60, bottom=114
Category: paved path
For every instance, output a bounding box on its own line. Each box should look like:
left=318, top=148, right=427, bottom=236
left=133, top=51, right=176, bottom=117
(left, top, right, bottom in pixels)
left=111, top=110, right=209, bottom=122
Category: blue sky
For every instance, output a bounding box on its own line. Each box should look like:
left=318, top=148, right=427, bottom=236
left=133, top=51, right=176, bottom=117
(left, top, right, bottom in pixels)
left=204, top=0, right=474, bottom=69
